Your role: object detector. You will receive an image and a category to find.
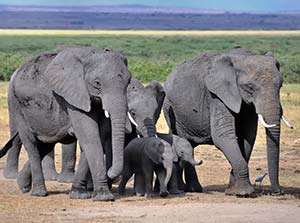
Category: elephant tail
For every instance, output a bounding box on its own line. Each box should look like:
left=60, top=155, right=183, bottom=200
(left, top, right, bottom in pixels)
left=0, top=132, right=19, bottom=158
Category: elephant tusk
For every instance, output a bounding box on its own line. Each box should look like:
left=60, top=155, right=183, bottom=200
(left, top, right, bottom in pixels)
left=258, top=114, right=277, bottom=128
left=155, top=134, right=158, bottom=138
left=104, top=110, right=110, bottom=118
left=281, top=115, right=294, bottom=129
left=137, top=134, right=141, bottom=138
left=127, top=112, right=138, bottom=127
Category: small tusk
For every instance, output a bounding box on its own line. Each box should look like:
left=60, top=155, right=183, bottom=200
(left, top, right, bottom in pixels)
left=128, top=112, right=138, bottom=127
left=104, top=110, right=110, bottom=118
left=258, top=114, right=277, bottom=128
left=137, top=134, right=141, bottom=138
left=281, top=115, right=294, bottom=129
left=155, top=134, right=158, bottom=138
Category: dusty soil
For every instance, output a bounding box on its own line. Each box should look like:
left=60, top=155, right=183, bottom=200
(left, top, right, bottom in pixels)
left=0, top=142, right=300, bottom=223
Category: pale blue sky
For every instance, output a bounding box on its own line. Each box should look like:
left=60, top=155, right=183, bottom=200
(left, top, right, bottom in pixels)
left=0, top=0, right=299, bottom=11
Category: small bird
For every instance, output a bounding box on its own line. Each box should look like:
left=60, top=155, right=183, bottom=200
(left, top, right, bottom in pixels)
left=255, top=173, right=268, bottom=186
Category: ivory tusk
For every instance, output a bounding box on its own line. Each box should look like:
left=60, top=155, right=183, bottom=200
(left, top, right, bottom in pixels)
left=155, top=134, right=158, bottom=138
left=137, top=134, right=141, bottom=138
left=281, top=115, right=294, bottom=129
left=258, top=114, right=277, bottom=128
left=104, top=110, right=110, bottom=118
left=128, top=112, right=138, bottom=127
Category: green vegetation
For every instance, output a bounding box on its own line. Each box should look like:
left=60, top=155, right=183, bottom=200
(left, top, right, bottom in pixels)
left=0, top=34, right=300, bottom=82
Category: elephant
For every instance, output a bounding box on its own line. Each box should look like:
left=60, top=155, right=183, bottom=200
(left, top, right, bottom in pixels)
left=163, top=47, right=292, bottom=196
left=118, top=137, right=177, bottom=198
left=0, top=47, right=132, bottom=201
left=155, top=133, right=203, bottom=194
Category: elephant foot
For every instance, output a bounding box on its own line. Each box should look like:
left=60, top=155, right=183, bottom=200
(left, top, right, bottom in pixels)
left=17, top=174, right=31, bottom=193
left=225, top=184, right=236, bottom=196
left=69, top=189, right=92, bottom=200
left=57, top=171, right=75, bottom=183
left=92, top=186, right=115, bottom=202
left=169, top=188, right=184, bottom=194
left=31, top=182, right=48, bottom=197
left=136, top=192, right=145, bottom=196
left=3, top=167, right=18, bottom=179
left=184, top=181, right=203, bottom=193
left=144, top=192, right=154, bottom=198
left=159, top=190, right=169, bottom=198
left=270, top=186, right=283, bottom=196
left=233, top=181, right=255, bottom=197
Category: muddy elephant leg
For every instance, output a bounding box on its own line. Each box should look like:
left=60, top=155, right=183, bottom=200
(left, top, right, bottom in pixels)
left=135, top=173, right=146, bottom=196
left=168, top=164, right=184, bottom=194
left=42, top=150, right=58, bottom=181
left=70, top=150, right=92, bottom=199
left=3, top=136, right=22, bottom=179
left=57, top=142, right=77, bottom=183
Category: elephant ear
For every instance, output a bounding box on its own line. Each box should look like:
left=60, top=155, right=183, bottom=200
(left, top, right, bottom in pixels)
left=44, top=49, right=91, bottom=112
left=144, top=140, right=163, bottom=164
left=147, top=80, right=166, bottom=123
left=204, top=56, right=241, bottom=114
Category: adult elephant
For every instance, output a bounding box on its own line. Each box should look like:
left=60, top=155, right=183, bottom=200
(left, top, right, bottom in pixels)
left=0, top=47, right=132, bottom=201
left=2, top=76, right=165, bottom=184
left=163, top=48, right=292, bottom=196
left=68, top=77, right=166, bottom=199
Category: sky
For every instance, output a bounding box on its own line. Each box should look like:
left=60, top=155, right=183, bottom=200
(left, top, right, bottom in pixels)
left=0, top=0, right=299, bottom=11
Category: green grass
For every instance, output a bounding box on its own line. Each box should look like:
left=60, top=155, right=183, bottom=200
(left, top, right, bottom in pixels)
left=0, top=34, right=300, bottom=82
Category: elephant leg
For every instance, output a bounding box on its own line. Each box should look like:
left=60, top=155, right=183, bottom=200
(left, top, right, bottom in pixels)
left=211, top=98, right=254, bottom=196
left=168, top=164, right=184, bottom=194
left=58, top=142, right=77, bottom=183
left=184, top=163, right=203, bottom=193
left=3, top=136, right=22, bottom=179
left=155, top=168, right=169, bottom=197
left=42, top=150, right=58, bottom=181
left=226, top=106, right=257, bottom=195
left=68, top=110, right=114, bottom=202
left=118, top=168, right=133, bottom=195
left=16, top=160, right=32, bottom=193
left=135, top=173, right=146, bottom=196
left=70, top=150, right=92, bottom=199
left=143, top=167, right=154, bottom=198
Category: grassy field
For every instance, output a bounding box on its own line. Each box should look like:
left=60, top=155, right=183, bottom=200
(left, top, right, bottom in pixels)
left=0, top=30, right=300, bottom=83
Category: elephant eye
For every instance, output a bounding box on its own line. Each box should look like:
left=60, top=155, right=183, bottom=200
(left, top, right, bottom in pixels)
left=130, top=110, right=136, bottom=117
left=242, top=84, right=255, bottom=95
left=93, top=80, right=101, bottom=89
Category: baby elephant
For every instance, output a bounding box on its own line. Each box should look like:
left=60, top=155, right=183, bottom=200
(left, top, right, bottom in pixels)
left=118, top=137, right=177, bottom=197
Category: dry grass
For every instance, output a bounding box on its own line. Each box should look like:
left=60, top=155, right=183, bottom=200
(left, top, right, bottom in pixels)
left=1, top=29, right=300, bottom=36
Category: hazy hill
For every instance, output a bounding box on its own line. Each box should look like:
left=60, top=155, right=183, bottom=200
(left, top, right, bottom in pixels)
left=1, top=4, right=300, bottom=30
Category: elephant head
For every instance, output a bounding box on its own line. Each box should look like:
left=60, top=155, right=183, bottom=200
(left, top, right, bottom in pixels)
left=145, top=138, right=177, bottom=186
left=44, top=47, right=132, bottom=179
left=172, top=135, right=203, bottom=166
left=204, top=49, right=286, bottom=193
left=127, top=78, right=165, bottom=137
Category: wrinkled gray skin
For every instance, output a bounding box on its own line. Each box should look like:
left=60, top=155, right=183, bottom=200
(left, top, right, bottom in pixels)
left=0, top=47, right=132, bottom=201
left=118, top=137, right=177, bottom=198
left=134, top=133, right=203, bottom=195
left=68, top=78, right=166, bottom=199
left=163, top=48, right=284, bottom=196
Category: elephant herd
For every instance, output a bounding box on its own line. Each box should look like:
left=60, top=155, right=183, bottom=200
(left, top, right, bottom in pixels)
left=0, top=46, right=293, bottom=201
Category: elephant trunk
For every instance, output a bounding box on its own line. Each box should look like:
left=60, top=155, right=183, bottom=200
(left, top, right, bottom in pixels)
left=103, top=94, right=127, bottom=180
left=142, top=118, right=157, bottom=137
left=258, top=102, right=281, bottom=194
left=188, top=158, right=203, bottom=166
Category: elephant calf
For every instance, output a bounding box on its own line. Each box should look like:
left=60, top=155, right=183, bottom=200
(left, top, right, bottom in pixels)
left=118, top=137, right=177, bottom=197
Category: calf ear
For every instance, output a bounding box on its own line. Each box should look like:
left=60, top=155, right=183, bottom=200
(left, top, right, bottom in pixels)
left=204, top=56, right=241, bottom=114
left=147, top=80, right=166, bottom=123
left=144, top=140, right=162, bottom=164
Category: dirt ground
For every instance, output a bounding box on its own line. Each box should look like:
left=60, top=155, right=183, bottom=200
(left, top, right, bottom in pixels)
left=0, top=141, right=300, bottom=223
